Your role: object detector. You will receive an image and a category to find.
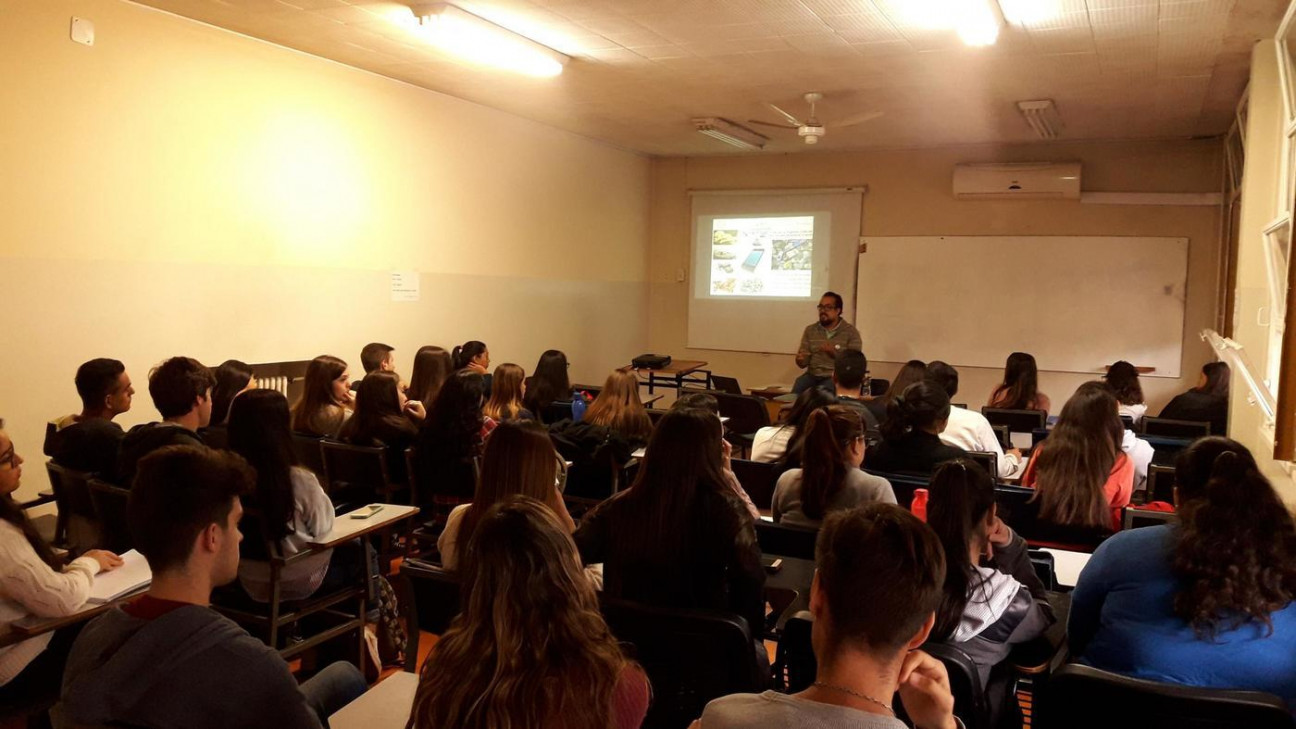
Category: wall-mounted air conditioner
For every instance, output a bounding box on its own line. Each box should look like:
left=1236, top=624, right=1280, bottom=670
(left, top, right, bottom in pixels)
left=952, top=162, right=1082, bottom=200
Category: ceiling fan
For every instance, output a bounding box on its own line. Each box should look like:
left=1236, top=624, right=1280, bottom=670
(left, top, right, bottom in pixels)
left=748, top=92, right=884, bottom=145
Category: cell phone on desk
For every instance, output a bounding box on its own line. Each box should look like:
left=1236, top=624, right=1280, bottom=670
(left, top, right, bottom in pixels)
left=762, top=556, right=783, bottom=574
left=349, top=504, right=384, bottom=520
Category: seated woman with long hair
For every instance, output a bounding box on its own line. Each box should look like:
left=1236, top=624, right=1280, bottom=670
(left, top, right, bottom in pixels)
left=339, top=371, right=422, bottom=483
left=864, top=359, right=928, bottom=426
left=409, top=497, right=649, bottom=729
left=1069, top=437, right=1296, bottom=706
left=868, top=380, right=967, bottom=476
left=1105, top=360, right=1147, bottom=424
left=416, top=370, right=490, bottom=509
left=928, top=459, right=1054, bottom=719
left=581, top=370, right=653, bottom=446
left=482, top=363, right=533, bottom=422
left=291, top=355, right=354, bottom=438
left=1021, top=382, right=1132, bottom=532
left=227, top=390, right=335, bottom=602
left=407, top=346, right=453, bottom=413
left=988, top=352, right=1051, bottom=414
left=750, top=387, right=835, bottom=467
left=438, top=420, right=573, bottom=570
left=772, top=405, right=895, bottom=528
left=524, top=349, right=571, bottom=424
left=208, top=359, right=255, bottom=429
left=574, top=408, right=765, bottom=650
left=1160, top=361, right=1230, bottom=435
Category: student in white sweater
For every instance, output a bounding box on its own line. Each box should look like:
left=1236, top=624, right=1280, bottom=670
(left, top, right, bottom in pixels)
left=773, top=406, right=896, bottom=529
left=226, top=391, right=337, bottom=602
left=0, top=421, right=121, bottom=701
left=928, top=362, right=1024, bottom=480
left=750, top=388, right=836, bottom=466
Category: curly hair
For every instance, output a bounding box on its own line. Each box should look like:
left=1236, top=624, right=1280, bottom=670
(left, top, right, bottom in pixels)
left=1172, top=437, right=1296, bottom=640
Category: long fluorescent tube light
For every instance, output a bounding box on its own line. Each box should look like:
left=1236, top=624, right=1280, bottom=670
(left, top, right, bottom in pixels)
left=693, top=118, right=769, bottom=151
left=1017, top=99, right=1061, bottom=139
left=409, top=3, right=569, bottom=77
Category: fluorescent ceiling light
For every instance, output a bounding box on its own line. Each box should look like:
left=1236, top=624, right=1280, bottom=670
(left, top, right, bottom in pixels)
left=1017, top=99, right=1062, bottom=139
left=408, top=3, right=569, bottom=77
left=998, top=0, right=1063, bottom=26
left=693, top=118, right=768, bottom=151
left=882, top=0, right=1000, bottom=46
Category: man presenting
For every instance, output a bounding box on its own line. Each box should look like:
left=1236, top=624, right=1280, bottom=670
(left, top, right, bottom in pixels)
left=794, top=291, right=863, bottom=394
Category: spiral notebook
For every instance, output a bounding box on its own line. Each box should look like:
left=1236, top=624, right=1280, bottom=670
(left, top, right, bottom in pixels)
left=87, top=550, right=152, bottom=604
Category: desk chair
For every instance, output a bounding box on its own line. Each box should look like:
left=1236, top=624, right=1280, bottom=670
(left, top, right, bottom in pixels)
left=1144, top=434, right=1195, bottom=467
left=966, top=451, right=998, bottom=481
left=599, top=597, right=764, bottom=729
left=754, top=521, right=818, bottom=561
left=864, top=470, right=930, bottom=510
left=44, top=462, right=100, bottom=550
left=397, top=558, right=461, bottom=668
left=1039, top=663, right=1296, bottom=729
left=404, top=448, right=476, bottom=557
left=712, top=392, right=771, bottom=456
left=774, top=610, right=816, bottom=692
left=1147, top=464, right=1176, bottom=503
left=923, top=642, right=996, bottom=729
left=994, top=486, right=1111, bottom=552
left=730, top=458, right=779, bottom=511
left=320, top=440, right=405, bottom=508
left=1119, top=415, right=1136, bottom=431
left=992, top=425, right=1012, bottom=451
left=86, top=479, right=132, bottom=553
left=982, top=408, right=1047, bottom=435
left=291, top=432, right=328, bottom=486
left=1028, top=549, right=1058, bottom=591
left=1141, top=417, right=1211, bottom=439
left=1123, top=508, right=1177, bottom=530
left=541, top=400, right=573, bottom=424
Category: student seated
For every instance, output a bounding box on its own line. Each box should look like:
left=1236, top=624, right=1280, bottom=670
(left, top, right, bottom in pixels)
left=832, top=349, right=880, bottom=432
left=1160, top=361, right=1230, bottom=435
left=291, top=355, right=354, bottom=438
left=227, top=390, right=335, bottom=602
left=524, top=349, right=572, bottom=423
left=581, top=370, right=653, bottom=446
left=927, top=460, right=1053, bottom=720
left=1105, top=360, right=1147, bottom=424
left=117, top=356, right=214, bottom=486
left=773, top=406, right=895, bottom=529
left=928, top=361, right=1023, bottom=480
left=672, top=393, right=761, bottom=519
left=575, top=409, right=765, bottom=656
left=410, top=497, right=648, bottom=729
left=865, top=359, right=927, bottom=426
left=452, top=340, right=492, bottom=391
left=58, top=446, right=366, bottom=729
left=1021, top=382, right=1133, bottom=532
left=1069, top=437, right=1296, bottom=707
left=0, top=420, right=122, bottom=705
left=339, top=371, right=423, bottom=483
left=208, top=359, right=255, bottom=429
left=45, top=358, right=134, bottom=476
left=988, top=352, right=1051, bottom=415
left=407, top=345, right=453, bottom=413
left=438, top=421, right=574, bottom=571
left=695, top=504, right=958, bottom=729
left=868, top=381, right=967, bottom=476
left=750, top=387, right=835, bottom=466
left=356, top=342, right=397, bottom=390
left=482, top=363, right=534, bottom=422
left=416, top=371, right=490, bottom=507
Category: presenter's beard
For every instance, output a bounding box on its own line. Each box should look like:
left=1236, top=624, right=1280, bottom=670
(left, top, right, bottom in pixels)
left=819, top=312, right=832, bottom=326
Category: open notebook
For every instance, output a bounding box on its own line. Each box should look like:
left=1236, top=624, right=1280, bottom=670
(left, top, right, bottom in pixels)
left=87, top=550, right=152, bottom=604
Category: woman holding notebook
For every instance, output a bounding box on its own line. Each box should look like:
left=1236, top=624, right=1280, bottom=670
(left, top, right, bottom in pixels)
left=0, top=419, right=122, bottom=703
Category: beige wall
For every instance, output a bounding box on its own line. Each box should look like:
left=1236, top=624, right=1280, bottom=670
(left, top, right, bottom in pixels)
left=0, top=0, right=650, bottom=498
left=650, top=140, right=1223, bottom=416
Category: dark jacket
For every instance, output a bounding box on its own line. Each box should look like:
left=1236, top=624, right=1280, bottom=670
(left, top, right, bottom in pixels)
left=868, top=430, right=967, bottom=476
left=59, top=604, right=321, bottom=729
left=44, top=418, right=123, bottom=476
left=549, top=420, right=633, bottom=500
left=1158, top=390, right=1228, bottom=436
left=837, top=396, right=881, bottom=431
left=117, top=423, right=205, bottom=486
left=574, top=486, right=765, bottom=635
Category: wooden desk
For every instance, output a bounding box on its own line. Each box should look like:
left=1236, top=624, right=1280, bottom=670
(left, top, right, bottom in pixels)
left=0, top=586, right=148, bottom=649
left=307, top=504, right=420, bottom=549
left=620, top=360, right=711, bottom=396
left=330, top=670, right=418, bottom=729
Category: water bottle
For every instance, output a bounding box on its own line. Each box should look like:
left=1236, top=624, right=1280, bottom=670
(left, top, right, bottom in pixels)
left=911, top=488, right=929, bottom=523
left=571, top=391, right=587, bottom=422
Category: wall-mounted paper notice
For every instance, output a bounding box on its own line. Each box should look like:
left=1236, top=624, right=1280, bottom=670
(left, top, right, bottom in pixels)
left=390, top=271, right=420, bottom=302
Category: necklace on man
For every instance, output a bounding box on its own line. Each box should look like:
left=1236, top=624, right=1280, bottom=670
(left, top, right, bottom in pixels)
left=811, top=681, right=895, bottom=715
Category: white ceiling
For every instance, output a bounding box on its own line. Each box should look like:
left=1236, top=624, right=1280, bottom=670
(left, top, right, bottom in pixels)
left=130, top=0, right=1288, bottom=155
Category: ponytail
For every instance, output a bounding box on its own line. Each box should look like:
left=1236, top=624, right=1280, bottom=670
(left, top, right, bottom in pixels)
left=881, top=380, right=951, bottom=442
left=927, top=460, right=995, bottom=640
left=799, top=406, right=864, bottom=520
left=453, top=341, right=487, bottom=371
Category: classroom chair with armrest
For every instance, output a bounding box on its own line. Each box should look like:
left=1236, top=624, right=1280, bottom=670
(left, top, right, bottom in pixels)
left=1119, top=415, right=1136, bottom=431
left=560, top=449, right=623, bottom=518
left=403, top=448, right=476, bottom=557
left=1032, top=427, right=1050, bottom=448
left=1123, top=508, right=1178, bottom=531
left=398, top=558, right=462, bottom=645
left=773, top=610, right=816, bottom=692
left=1027, top=549, right=1058, bottom=591
left=966, top=451, right=998, bottom=482
left=1038, top=663, right=1296, bottom=729
left=864, top=470, right=929, bottom=510
left=598, top=596, right=765, bottom=729
left=994, top=486, right=1111, bottom=553
left=1141, top=417, right=1211, bottom=439
left=290, top=432, right=328, bottom=487
left=320, top=440, right=406, bottom=509
left=712, top=392, right=771, bottom=456
left=1147, top=464, right=1176, bottom=503
left=922, top=642, right=995, bottom=729
left=730, top=458, right=779, bottom=511
left=541, top=400, right=573, bottom=424
left=982, top=408, right=1048, bottom=435
left=754, top=520, right=818, bottom=561
left=992, top=424, right=1012, bottom=451
left=1143, top=434, right=1195, bottom=467
left=86, top=478, right=133, bottom=553
left=44, top=462, right=101, bottom=551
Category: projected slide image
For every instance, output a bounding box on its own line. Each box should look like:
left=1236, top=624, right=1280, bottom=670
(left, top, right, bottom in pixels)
left=709, top=217, right=814, bottom=297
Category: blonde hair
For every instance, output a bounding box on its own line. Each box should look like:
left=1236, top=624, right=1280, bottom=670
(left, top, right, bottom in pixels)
left=582, top=371, right=652, bottom=442
left=482, top=363, right=527, bottom=421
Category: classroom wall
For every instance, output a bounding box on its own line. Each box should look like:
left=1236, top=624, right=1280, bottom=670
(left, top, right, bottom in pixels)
left=649, top=139, right=1223, bottom=419
left=0, top=0, right=651, bottom=499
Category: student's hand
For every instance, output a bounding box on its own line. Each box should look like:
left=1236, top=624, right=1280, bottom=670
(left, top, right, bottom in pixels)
left=404, top=400, right=427, bottom=421
left=987, top=515, right=1012, bottom=547
left=898, top=650, right=958, bottom=729
left=795, top=351, right=810, bottom=368
left=84, top=550, right=124, bottom=572
left=721, top=438, right=733, bottom=470
left=1006, top=447, right=1022, bottom=460
left=467, top=362, right=489, bottom=375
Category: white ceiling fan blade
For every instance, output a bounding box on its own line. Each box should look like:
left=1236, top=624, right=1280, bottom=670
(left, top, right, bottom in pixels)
left=831, top=110, right=885, bottom=128
left=748, top=119, right=800, bottom=130
left=765, top=102, right=804, bottom=127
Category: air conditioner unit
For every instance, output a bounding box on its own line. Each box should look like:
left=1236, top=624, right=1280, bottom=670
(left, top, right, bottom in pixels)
left=952, top=162, right=1082, bottom=200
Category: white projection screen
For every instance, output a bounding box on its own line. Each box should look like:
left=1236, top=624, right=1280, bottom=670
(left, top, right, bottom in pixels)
left=688, top=189, right=864, bottom=353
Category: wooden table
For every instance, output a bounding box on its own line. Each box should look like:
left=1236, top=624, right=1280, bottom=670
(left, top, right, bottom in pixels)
left=307, top=504, right=420, bottom=549
left=0, top=586, right=148, bottom=649
left=330, top=670, right=418, bottom=729
left=620, top=360, right=711, bottom=396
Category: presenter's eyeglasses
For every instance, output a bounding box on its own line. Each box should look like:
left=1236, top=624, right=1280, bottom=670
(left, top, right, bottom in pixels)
left=816, top=304, right=839, bottom=311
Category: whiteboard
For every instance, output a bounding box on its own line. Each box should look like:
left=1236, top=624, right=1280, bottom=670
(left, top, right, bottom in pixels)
left=854, top=236, right=1188, bottom=377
